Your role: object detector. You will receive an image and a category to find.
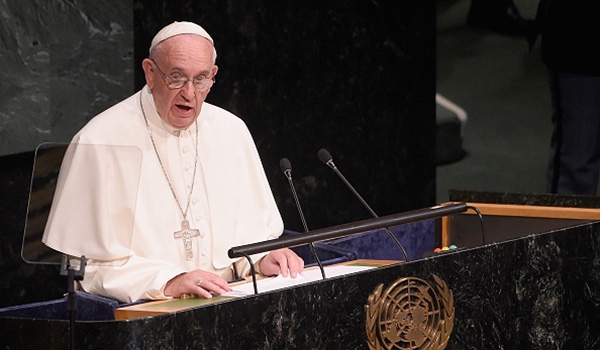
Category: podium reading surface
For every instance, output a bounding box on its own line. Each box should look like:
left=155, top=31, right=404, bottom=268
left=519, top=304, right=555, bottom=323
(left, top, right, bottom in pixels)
left=115, top=259, right=399, bottom=320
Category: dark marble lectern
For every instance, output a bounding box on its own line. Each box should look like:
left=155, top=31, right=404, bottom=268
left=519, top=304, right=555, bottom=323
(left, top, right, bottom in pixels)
left=2, top=196, right=600, bottom=349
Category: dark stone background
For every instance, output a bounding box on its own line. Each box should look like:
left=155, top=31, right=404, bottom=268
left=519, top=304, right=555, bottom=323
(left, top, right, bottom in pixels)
left=0, top=1, right=133, bottom=155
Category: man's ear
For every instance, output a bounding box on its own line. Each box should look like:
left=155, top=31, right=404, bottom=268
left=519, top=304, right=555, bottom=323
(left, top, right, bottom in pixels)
left=142, top=58, right=155, bottom=89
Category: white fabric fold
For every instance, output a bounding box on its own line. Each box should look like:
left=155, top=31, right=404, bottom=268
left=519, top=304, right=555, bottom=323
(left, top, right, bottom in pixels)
left=43, top=86, right=282, bottom=302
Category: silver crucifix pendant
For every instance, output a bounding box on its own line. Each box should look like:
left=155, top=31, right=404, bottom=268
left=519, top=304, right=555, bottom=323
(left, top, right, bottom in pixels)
left=173, top=220, right=200, bottom=260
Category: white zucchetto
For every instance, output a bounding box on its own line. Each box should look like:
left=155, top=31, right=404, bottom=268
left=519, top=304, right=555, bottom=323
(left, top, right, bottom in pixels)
left=149, top=21, right=213, bottom=54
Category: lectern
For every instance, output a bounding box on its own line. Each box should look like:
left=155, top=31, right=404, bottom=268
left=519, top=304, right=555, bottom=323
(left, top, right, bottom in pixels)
left=3, top=191, right=600, bottom=349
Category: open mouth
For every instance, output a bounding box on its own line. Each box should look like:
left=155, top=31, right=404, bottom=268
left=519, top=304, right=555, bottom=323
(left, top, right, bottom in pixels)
left=176, top=104, right=193, bottom=112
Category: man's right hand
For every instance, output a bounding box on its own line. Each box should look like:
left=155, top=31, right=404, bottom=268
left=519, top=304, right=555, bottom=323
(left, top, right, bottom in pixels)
left=164, top=270, right=232, bottom=299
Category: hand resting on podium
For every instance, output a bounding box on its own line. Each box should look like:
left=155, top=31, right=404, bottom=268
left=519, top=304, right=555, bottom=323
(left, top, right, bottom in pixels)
left=258, top=248, right=304, bottom=278
left=165, top=248, right=304, bottom=299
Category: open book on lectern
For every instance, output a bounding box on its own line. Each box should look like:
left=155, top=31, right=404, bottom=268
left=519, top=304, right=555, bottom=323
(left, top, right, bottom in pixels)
left=21, top=142, right=141, bottom=269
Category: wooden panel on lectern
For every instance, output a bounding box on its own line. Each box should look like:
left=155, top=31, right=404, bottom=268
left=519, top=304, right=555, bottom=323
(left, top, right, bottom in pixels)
left=439, top=202, right=600, bottom=248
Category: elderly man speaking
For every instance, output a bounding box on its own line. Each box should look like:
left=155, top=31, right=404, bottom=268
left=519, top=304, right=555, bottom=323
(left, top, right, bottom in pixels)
left=43, top=21, right=304, bottom=303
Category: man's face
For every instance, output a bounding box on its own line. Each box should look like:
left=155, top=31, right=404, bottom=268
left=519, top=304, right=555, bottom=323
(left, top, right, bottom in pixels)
left=143, top=35, right=218, bottom=129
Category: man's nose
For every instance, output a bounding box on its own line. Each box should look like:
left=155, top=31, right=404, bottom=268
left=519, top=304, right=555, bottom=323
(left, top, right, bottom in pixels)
left=180, top=80, right=196, bottom=100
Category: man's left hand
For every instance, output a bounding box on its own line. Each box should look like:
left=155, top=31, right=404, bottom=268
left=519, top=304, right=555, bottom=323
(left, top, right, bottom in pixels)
left=259, top=248, right=304, bottom=278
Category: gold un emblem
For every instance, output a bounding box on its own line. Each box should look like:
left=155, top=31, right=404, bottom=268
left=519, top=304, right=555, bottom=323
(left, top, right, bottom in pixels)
left=365, top=274, right=455, bottom=350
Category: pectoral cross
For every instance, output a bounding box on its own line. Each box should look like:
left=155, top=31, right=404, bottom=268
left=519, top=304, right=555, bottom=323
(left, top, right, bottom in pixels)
left=174, top=220, right=200, bottom=260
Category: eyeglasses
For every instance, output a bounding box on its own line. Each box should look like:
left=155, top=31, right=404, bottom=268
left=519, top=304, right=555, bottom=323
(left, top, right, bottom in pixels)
left=150, top=58, right=215, bottom=91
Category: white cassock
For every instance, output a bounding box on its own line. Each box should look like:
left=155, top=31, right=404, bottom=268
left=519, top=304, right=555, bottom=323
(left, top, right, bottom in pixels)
left=42, top=85, right=283, bottom=303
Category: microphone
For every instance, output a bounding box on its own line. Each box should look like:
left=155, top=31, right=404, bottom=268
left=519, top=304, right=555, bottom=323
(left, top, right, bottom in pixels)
left=279, top=158, right=325, bottom=279
left=317, top=148, right=409, bottom=261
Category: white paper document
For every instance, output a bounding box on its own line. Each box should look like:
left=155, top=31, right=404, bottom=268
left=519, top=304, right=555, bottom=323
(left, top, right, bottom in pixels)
left=223, top=264, right=374, bottom=297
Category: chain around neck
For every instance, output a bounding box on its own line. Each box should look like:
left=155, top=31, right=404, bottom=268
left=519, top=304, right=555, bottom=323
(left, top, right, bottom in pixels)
left=139, top=91, right=199, bottom=221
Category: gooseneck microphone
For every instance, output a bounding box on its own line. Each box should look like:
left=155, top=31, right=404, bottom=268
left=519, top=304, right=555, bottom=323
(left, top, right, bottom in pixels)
left=279, top=158, right=326, bottom=279
left=318, top=149, right=378, bottom=218
left=317, top=148, right=409, bottom=262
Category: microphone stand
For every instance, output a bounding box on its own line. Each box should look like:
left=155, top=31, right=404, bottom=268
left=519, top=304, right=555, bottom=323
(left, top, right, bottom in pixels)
left=318, top=149, right=409, bottom=261
left=281, top=158, right=325, bottom=279
left=60, top=254, right=86, bottom=350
